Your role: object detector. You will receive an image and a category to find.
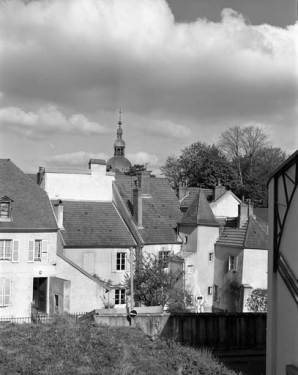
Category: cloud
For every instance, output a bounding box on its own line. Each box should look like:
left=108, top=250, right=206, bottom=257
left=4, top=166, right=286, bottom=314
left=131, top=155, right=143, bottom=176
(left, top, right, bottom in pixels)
left=46, top=151, right=109, bottom=166
left=0, top=105, right=109, bottom=138
left=127, top=152, right=159, bottom=165
left=0, top=0, right=296, bottom=162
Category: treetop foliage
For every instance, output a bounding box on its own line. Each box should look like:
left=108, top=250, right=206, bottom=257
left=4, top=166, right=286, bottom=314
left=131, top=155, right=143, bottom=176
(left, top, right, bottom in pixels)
left=160, top=125, right=287, bottom=207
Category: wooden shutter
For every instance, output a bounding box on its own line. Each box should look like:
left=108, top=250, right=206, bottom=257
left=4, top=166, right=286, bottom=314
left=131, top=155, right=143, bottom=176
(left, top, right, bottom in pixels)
left=41, top=240, right=48, bottom=262
left=28, top=240, right=34, bottom=262
left=83, top=253, right=95, bottom=274
left=111, top=252, right=116, bottom=272
left=0, top=279, right=3, bottom=306
left=12, top=240, right=20, bottom=263
left=4, top=279, right=11, bottom=306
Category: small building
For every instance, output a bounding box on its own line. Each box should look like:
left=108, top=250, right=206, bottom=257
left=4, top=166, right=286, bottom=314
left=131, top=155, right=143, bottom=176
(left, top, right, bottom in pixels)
left=213, top=201, right=268, bottom=312
left=266, top=150, right=298, bottom=375
left=177, top=189, right=219, bottom=312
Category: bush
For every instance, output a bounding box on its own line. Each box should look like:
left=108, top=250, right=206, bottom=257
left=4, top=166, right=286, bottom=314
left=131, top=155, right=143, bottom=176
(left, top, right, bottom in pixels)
left=0, top=320, right=241, bottom=374
left=246, top=288, right=267, bottom=312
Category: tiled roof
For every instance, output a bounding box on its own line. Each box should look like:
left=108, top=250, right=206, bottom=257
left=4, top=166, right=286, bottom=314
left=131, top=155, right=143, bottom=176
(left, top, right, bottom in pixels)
left=27, top=174, right=38, bottom=184
left=217, top=216, right=268, bottom=249
left=114, top=174, right=182, bottom=244
left=0, top=159, right=58, bottom=230
left=180, top=188, right=213, bottom=210
left=180, top=189, right=218, bottom=226
left=59, top=201, right=136, bottom=248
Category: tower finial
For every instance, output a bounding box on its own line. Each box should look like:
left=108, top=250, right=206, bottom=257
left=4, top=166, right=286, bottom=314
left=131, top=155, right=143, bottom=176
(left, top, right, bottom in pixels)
left=118, top=108, right=122, bottom=126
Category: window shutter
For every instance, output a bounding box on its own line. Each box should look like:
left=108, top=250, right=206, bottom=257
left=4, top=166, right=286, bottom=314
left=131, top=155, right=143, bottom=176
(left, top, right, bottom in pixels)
left=12, top=240, right=20, bottom=263
left=111, top=252, right=116, bottom=272
left=28, top=240, right=34, bottom=262
left=235, top=256, right=238, bottom=271
left=0, top=279, right=3, bottom=306
left=4, top=279, right=11, bottom=306
left=41, top=240, right=48, bottom=262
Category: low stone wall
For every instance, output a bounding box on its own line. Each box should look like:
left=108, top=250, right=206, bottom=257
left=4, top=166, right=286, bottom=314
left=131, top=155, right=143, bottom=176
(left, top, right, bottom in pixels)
left=90, top=311, right=266, bottom=350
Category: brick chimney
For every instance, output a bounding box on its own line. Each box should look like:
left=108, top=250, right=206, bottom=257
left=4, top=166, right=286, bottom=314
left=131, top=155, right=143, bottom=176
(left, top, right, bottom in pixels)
left=238, top=202, right=248, bottom=227
left=178, top=183, right=188, bottom=200
left=137, top=171, right=151, bottom=196
left=214, top=181, right=226, bottom=201
left=54, top=200, right=64, bottom=229
left=133, top=183, right=143, bottom=228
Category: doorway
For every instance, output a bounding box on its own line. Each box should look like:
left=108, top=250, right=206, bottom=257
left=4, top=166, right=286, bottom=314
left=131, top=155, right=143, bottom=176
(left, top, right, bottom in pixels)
left=33, top=277, right=47, bottom=313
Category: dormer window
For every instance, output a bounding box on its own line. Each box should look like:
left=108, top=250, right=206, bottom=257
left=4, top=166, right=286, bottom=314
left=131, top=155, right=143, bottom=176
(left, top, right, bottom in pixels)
left=0, top=196, right=13, bottom=222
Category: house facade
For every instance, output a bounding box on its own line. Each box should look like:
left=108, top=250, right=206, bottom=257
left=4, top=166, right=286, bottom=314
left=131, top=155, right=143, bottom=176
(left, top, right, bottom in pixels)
left=266, top=150, right=298, bottom=375
left=213, top=202, right=268, bottom=312
left=39, top=159, right=137, bottom=309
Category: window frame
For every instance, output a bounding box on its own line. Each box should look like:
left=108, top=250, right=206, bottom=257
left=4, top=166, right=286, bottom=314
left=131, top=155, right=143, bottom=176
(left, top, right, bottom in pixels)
left=159, top=250, right=171, bottom=269
left=116, top=252, right=126, bottom=271
left=0, top=278, right=11, bottom=307
left=0, top=196, right=13, bottom=222
left=228, top=255, right=238, bottom=272
left=209, top=252, right=214, bottom=262
left=115, top=289, right=126, bottom=305
left=187, top=265, right=194, bottom=274
left=0, top=240, right=12, bottom=261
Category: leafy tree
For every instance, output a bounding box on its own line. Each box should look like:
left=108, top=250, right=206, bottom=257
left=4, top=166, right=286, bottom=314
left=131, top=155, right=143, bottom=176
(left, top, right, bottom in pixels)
left=246, top=288, right=267, bottom=312
left=124, top=252, right=185, bottom=309
left=124, top=164, right=147, bottom=176
left=160, top=142, right=237, bottom=192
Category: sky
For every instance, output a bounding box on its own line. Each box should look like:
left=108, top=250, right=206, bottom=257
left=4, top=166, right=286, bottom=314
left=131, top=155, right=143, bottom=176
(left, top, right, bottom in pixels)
left=0, top=0, right=297, bottom=175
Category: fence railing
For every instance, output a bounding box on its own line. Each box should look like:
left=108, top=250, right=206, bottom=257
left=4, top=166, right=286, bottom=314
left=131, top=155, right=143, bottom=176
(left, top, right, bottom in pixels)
left=0, top=312, right=87, bottom=325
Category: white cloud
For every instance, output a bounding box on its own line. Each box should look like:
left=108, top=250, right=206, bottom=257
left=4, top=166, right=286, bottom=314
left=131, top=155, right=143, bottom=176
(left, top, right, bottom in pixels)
left=127, top=152, right=159, bottom=166
left=0, top=105, right=109, bottom=138
left=46, top=151, right=109, bottom=166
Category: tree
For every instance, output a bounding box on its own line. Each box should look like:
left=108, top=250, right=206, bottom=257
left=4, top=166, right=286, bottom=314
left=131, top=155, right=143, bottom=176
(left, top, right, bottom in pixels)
left=246, top=288, right=267, bottom=312
left=160, top=142, right=237, bottom=192
left=123, top=252, right=185, bottom=309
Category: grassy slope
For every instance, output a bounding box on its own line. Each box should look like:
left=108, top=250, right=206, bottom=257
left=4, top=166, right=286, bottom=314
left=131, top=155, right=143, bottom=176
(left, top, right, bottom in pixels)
left=0, top=319, right=242, bottom=375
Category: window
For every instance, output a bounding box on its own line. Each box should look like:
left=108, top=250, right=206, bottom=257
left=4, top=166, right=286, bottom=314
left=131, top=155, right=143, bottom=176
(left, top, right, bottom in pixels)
left=159, top=251, right=171, bottom=269
left=0, top=240, right=12, bottom=260
left=228, top=255, right=238, bottom=272
left=187, top=265, right=194, bottom=274
left=115, top=289, right=125, bottom=305
left=209, top=253, right=214, bottom=262
left=28, top=240, right=48, bottom=263
left=117, top=252, right=126, bottom=271
left=0, top=240, right=19, bottom=262
left=208, top=286, right=213, bottom=295
left=0, top=278, right=11, bottom=307
left=0, top=196, right=13, bottom=221
left=213, top=285, right=219, bottom=301
left=35, top=240, right=42, bottom=261
left=183, top=236, right=188, bottom=244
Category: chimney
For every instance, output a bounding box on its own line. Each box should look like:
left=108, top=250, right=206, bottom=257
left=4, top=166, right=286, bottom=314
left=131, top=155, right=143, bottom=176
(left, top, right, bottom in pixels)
left=137, top=171, right=151, bottom=196
left=37, top=167, right=45, bottom=186
left=178, top=183, right=188, bottom=200
left=133, top=184, right=143, bottom=227
left=247, top=199, right=255, bottom=218
left=238, top=202, right=248, bottom=227
left=54, top=200, right=64, bottom=229
left=214, top=180, right=226, bottom=201
left=88, top=159, right=107, bottom=175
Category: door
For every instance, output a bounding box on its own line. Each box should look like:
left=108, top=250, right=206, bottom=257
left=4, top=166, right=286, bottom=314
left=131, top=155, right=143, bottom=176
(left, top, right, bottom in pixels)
left=33, top=277, right=47, bottom=313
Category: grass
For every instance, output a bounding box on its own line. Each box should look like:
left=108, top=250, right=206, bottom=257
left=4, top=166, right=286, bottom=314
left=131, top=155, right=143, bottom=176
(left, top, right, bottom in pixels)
left=0, top=318, right=242, bottom=375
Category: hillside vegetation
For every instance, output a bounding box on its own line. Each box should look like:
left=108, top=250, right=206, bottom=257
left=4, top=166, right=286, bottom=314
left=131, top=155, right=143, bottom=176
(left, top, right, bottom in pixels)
left=0, top=319, right=242, bottom=375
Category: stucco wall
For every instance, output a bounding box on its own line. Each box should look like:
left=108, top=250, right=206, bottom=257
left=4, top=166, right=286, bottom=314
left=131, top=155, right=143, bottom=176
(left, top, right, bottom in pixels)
left=214, top=245, right=243, bottom=312
left=210, top=192, right=240, bottom=218
left=63, top=247, right=131, bottom=285
left=180, top=225, right=219, bottom=311
left=0, top=232, right=58, bottom=318
left=266, top=161, right=298, bottom=375
left=242, top=249, right=268, bottom=289
left=55, top=256, right=106, bottom=313
left=43, top=167, right=114, bottom=201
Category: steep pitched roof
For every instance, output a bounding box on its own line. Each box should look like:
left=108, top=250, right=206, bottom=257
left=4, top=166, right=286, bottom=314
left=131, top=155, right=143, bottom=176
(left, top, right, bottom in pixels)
left=180, top=187, right=213, bottom=211
left=180, top=189, right=218, bottom=226
left=60, top=201, right=136, bottom=248
left=0, top=159, right=57, bottom=230
left=114, top=174, right=182, bottom=244
left=217, top=216, right=268, bottom=249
